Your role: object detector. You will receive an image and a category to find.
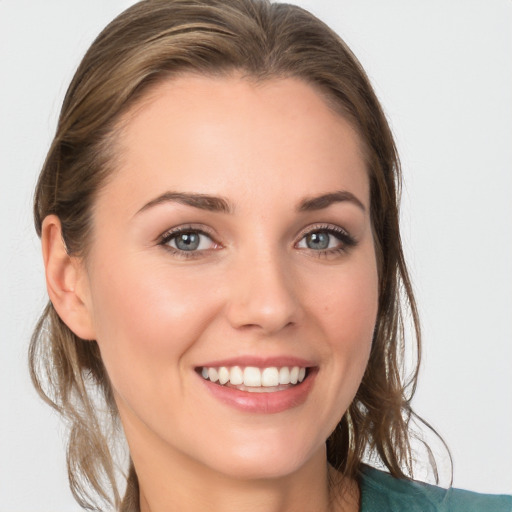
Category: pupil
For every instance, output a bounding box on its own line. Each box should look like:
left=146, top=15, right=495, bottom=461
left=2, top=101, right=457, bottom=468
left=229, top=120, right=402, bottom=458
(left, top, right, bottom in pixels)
left=307, top=232, right=329, bottom=250
left=176, top=233, right=199, bottom=251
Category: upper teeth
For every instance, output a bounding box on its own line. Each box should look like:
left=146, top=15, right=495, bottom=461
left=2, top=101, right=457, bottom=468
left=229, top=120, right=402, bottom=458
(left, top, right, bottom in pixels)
left=201, top=366, right=307, bottom=387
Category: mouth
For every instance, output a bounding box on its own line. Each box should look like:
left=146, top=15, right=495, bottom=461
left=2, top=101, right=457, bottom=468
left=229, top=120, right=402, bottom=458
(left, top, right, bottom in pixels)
left=197, top=365, right=310, bottom=393
left=195, top=357, right=317, bottom=413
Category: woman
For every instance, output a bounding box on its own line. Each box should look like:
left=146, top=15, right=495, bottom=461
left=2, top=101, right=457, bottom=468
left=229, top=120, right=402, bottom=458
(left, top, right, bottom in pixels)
left=29, top=0, right=511, bottom=511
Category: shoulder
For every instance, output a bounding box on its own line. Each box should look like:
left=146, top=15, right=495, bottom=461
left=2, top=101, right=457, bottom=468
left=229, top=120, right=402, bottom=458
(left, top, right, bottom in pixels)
left=359, top=465, right=512, bottom=512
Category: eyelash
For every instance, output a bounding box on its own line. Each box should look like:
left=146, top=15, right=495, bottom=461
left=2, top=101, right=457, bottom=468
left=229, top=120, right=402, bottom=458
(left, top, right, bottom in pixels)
left=159, top=225, right=219, bottom=259
left=158, top=224, right=357, bottom=259
left=298, top=224, right=357, bottom=256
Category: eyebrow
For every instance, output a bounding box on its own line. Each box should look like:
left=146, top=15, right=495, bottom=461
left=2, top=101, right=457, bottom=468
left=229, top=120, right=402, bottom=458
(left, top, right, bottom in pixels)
left=136, top=189, right=365, bottom=216
left=298, top=190, right=366, bottom=212
left=136, top=192, right=232, bottom=215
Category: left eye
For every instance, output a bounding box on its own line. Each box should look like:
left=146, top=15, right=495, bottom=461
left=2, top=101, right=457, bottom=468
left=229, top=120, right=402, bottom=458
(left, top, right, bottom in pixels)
left=163, top=230, right=215, bottom=252
left=296, top=229, right=347, bottom=251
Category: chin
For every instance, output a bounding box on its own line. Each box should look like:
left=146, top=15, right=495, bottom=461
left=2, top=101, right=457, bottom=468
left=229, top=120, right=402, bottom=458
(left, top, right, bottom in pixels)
left=195, top=431, right=325, bottom=482
left=209, top=456, right=309, bottom=482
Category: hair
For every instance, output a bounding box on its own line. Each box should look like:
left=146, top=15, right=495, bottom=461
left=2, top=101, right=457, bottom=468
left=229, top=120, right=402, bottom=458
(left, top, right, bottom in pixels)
left=30, top=0, right=444, bottom=510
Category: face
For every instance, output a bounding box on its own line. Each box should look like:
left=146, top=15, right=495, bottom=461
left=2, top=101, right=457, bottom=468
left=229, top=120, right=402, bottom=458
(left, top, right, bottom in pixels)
left=81, top=75, right=378, bottom=481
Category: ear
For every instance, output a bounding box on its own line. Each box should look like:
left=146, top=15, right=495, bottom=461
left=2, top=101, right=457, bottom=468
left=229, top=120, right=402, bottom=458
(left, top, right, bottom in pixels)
left=41, top=215, right=96, bottom=340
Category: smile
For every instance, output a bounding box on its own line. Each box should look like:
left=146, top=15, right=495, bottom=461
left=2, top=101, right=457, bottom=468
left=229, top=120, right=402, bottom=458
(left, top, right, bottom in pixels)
left=200, top=365, right=307, bottom=392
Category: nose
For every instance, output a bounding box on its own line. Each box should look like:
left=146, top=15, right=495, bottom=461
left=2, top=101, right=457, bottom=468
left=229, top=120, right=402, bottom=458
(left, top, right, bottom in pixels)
left=225, top=248, right=301, bottom=335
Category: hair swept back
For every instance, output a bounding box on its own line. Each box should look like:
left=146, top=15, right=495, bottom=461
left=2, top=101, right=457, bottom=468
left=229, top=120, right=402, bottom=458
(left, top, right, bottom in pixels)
left=30, top=0, right=445, bottom=510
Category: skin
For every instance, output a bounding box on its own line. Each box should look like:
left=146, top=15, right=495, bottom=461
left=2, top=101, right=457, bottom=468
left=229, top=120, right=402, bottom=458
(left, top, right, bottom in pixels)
left=43, top=75, right=379, bottom=512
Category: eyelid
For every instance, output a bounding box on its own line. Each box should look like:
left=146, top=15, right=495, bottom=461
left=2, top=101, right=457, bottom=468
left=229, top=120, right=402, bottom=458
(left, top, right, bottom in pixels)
left=157, top=224, right=222, bottom=259
left=295, top=223, right=353, bottom=242
left=156, top=222, right=356, bottom=258
left=294, top=223, right=357, bottom=253
left=158, top=223, right=217, bottom=243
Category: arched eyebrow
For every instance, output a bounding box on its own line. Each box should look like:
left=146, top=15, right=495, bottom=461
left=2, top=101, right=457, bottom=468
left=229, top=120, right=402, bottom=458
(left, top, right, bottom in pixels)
left=136, top=189, right=365, bottom=216
left=298, top=191, right=366, bottom=212
left=136, top=192, right=232, bottom=215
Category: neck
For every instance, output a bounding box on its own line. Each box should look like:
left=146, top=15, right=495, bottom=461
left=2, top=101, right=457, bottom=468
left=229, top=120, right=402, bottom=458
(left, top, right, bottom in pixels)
left=136, top=452, right=358, bottom=512
left=125, top=424, right=358, bottom=512
left=117, top=397, right=359, bottom=512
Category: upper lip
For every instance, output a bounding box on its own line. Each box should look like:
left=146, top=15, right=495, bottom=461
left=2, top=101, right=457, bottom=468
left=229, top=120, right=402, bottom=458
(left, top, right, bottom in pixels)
left=196, top=356, right=316, bottom=368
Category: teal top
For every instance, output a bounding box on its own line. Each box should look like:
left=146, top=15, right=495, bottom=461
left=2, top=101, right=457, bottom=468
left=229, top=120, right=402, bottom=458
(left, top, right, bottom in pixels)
left=360, top=466, right=512, bottom=512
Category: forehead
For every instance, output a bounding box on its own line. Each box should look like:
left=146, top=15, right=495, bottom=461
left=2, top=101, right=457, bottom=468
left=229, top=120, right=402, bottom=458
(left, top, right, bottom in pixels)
left=101, top=74, right=369, bottom=214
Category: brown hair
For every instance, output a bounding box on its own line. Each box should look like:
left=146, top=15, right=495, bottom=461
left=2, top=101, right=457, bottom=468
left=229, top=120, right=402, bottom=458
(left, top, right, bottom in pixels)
left=30, top=0, right=441, bottom=510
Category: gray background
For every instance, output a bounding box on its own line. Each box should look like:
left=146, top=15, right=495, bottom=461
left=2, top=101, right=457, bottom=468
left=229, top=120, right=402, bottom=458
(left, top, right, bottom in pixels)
left=1, top=1, right=511, bottom=510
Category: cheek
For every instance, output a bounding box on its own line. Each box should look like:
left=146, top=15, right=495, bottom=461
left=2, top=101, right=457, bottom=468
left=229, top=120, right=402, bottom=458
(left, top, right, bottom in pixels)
left=313, top=259, right=378, bottom=344
left=306, top=250, right=379, bottom=391
left=87, top=258, right=220, bottom=391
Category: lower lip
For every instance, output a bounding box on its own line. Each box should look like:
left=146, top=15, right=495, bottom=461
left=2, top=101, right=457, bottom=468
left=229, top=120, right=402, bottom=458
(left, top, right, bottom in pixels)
left=199, top=370, right=317, bottom=414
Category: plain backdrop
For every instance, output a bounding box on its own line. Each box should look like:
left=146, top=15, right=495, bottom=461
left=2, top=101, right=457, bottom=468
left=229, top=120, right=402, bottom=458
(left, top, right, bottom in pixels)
left=1, top=1, right=511, bottom=510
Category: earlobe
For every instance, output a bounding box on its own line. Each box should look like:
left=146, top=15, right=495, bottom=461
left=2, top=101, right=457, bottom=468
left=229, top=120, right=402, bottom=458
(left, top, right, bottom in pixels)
left=41, top=215, right=96, bottom=340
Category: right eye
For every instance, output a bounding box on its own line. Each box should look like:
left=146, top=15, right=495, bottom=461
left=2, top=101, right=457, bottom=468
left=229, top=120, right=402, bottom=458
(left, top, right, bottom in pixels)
left=160, top=227, right=219, bottom=256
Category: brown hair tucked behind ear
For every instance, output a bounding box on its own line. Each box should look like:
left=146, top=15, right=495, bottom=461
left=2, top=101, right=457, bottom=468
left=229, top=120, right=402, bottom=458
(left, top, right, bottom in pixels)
left=31, top=0, right=446, bottom=510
